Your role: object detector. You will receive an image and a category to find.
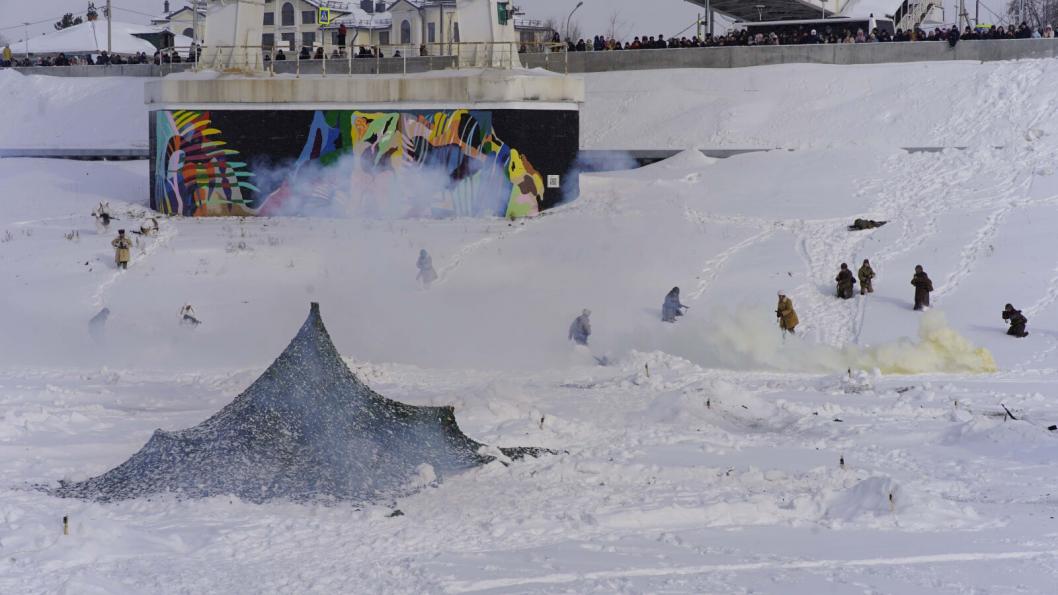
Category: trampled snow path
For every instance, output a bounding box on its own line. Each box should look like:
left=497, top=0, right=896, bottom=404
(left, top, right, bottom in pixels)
left=90, top=220, right=179, bottom=308
left=443, top=549, right=1058, bottom=593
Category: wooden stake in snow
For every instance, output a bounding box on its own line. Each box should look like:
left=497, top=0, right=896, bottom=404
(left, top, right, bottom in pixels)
left=63, top=515, right=68, bottom=536
left=645, top=364, right=650, bottom=378
left=888, top=492, right=895, bottom=513
left=839, top=455, right=845, bottom=470
left=1001, top=403, right=1017, bottom=421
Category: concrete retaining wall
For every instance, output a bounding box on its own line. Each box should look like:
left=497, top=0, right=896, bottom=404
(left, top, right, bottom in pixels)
left=9, top=39, right=1058, bottom=78
left=145, top=69, right=584, bottom=107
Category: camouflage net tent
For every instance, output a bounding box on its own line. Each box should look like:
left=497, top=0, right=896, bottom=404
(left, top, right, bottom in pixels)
left=55, top=303, right=545, bottom=503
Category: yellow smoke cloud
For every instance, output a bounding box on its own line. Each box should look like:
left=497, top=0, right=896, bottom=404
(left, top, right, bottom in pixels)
left=847, top=310, right=997, bottom=374
left=620, top=308, right=997, bottom=375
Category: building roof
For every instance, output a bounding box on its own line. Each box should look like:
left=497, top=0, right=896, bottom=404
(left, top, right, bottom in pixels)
left=684, top=0, right=835, bottom=22
left=23, top=19, right=180, bottom=55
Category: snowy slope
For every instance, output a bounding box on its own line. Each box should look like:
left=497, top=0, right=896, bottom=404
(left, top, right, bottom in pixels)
left=4, top=59, right=1058, bottom=593
left=6, top=57, right=1058, bottom=151
left=0, top=70, right=146, bottom=150
left=581, top=60, right=1058, bottom=150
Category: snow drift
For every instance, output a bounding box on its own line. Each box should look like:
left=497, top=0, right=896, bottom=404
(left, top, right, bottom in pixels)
left=53, top=303, right=547, bottom=503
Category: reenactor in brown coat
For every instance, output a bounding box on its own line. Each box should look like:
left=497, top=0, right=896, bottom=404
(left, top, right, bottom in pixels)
left=777, top=290, right=799, bottom=334
left=911, top=265, right=933, bottom=310
left=858, top=259, right=875, bottom=295
left=112, top=230, right=132, bottom=270
left=835, top=263, right=856, bottom=299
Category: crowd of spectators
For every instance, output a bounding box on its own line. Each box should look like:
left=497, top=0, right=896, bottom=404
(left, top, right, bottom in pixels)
left=0, top=44, right=203, bottom=68
left=551, top=20, right=1056, bottom=52
left=5, top=20, right=1058, bottom=69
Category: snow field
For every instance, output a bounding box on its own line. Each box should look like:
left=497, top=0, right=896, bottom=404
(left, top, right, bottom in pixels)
left=3, top=59, right=1058, bottom=592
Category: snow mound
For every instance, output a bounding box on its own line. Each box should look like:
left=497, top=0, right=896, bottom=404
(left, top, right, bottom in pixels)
left=825, top=475, right=982, bottom=530
left=641, top=149, right=719, bottom=174
left=53, top=303, right=549, bottom=503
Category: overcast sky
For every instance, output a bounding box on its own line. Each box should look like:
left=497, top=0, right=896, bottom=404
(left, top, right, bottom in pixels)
left=1, top=0, right=1019, bottom=47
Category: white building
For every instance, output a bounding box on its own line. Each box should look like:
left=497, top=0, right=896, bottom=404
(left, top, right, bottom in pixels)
left=153, top=1, right=554, bottom=56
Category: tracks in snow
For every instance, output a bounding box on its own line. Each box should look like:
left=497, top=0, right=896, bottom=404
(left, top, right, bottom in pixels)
left=444, top=549, right=1058, bottom=593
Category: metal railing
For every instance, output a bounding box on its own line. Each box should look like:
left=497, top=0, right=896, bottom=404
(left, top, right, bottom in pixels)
left=155, top=41, right=569, bottom=77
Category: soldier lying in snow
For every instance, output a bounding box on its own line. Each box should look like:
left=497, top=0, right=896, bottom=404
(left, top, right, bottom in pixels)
left=848, top=219, right=887, bottom=231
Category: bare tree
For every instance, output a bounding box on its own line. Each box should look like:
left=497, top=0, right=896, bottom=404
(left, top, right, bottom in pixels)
left=606, top=10, right=630, bottom=42
left=543, top=18, right=560, bottom=38
left=566, top=19, right=583, bottom=43
left=1006, top=0, right=1058, bottom=28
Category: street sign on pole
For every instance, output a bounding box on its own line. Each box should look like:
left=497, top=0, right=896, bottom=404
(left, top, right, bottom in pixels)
left=319, top=7, right=332, bottom=26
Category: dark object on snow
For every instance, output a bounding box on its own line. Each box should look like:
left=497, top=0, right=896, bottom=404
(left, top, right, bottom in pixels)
left=388, top=509, right=405, bottom=517
left=662, top=287, right=688, bottom=322
left=1001, top=403, right=1018, bottom=421
left=836, top=263, right=856, bottom=299
left=848, top=219, right=887, bottom=231
left=53, top=303, right=550, bottom=503
left=911, top=265, right=933, bottom=311
left=1048, top=425, right=1057, bottom=431
left=1002, top=304, right=1029, bottom=338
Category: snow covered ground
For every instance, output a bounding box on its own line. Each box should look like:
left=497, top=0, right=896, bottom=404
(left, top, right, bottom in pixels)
left=4, top=61, right=1058, bottom=593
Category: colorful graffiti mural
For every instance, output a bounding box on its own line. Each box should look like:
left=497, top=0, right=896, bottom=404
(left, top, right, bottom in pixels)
left=152, top=109, right=549, bottom=219
left=154, top=110, right=259, bottom=217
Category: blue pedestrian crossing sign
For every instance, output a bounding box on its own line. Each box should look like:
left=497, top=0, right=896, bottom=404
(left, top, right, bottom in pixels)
left=318, top=7, right=333, bottom=26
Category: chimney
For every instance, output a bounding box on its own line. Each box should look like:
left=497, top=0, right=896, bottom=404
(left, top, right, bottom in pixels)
left=361, top=0, right=374, bottom=13
left=164, top=0, right=170, bottom=14
left=375, top=1, right=387, bottom=12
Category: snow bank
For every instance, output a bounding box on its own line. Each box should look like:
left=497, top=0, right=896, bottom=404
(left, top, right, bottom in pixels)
left=0, top=70, right=147, bottom=149
left=824, top=476, right=983, bottom=530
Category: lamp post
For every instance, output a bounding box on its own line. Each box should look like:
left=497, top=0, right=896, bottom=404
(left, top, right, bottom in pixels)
left=24, top=22, right=29, bottom=58
left=565, top=1, right=583, bottom=42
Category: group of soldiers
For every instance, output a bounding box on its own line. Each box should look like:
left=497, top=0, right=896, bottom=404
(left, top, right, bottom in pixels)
left=834, top=260, right=877, bottom=300
left=567, top=261, right=1029, bottom=347
left=96, top=202, right=160, bottom=272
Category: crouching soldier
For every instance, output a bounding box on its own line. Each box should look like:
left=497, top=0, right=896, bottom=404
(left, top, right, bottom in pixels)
left=777, top=290, right=799, bottom=335
left=858, top=259, right=875, bottom=295
left=836, top=263, right=856, bottom=299
left=662, top=287, right=688, bottom=322
left=568, top=309, right=592, bottom=346
left=180, top=304, right=201, bottom=327
left=112, top=230, right=132, bottom=270
left=1002, top=304, right=1029, bottom=337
